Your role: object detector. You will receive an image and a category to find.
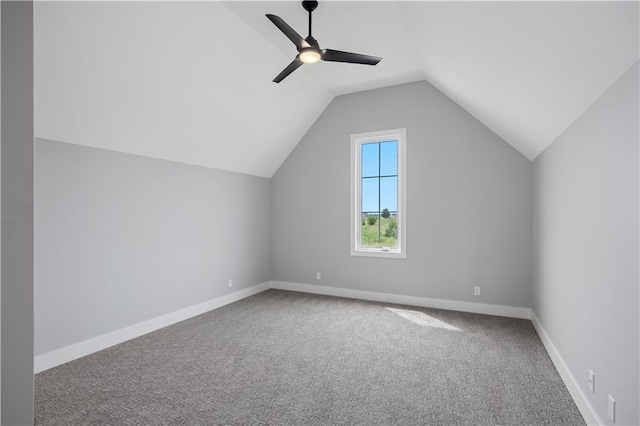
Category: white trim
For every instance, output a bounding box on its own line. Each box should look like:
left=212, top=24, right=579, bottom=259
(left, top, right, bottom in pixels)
left=350, top=128, right=407, bottom=259
left=32, top=278, right=602, bottom=425
left=530, top=311, right=602, bottom=426
left=271, top=281, right=531, bottom=319
left=34, top=282, right=271, bottom=373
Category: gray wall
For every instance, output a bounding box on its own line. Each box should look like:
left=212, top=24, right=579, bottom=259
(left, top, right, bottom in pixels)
left=35, top=139, right=271, bottom=356
left=271, top=81, right=533, bottom=308
left=1, top=2, right=34, bottom=425
left=532, top=62, right=639, bottom=425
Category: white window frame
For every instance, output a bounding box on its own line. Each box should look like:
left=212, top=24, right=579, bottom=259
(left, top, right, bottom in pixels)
left=350, top=128, right=407, bottom=259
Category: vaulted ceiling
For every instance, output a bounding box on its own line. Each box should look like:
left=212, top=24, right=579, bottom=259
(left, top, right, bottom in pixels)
left=35, top=1, right=639, bottom=178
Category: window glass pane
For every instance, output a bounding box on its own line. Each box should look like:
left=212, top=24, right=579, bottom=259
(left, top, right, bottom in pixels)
left=380, top=216, right=398, bottom=248
left=361, top=143, right=379, bottom=178
left=361, top=178, right=379, bottom=213
left=380, top=141, right=398, bottom=176
left=361, top=212, right=381, bottom=247
left=361, top=177, right=380, bottom=247
left=380, top=176, right=398, bottom=248
left=380, top=177, right=398, bottom=213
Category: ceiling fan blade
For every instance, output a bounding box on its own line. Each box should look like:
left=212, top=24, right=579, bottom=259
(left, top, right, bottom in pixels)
left=266, top=14, right=310, bottom=50
left=273, top=59, right=304, bottom=83
left=321, top=49, right=382, bottom=65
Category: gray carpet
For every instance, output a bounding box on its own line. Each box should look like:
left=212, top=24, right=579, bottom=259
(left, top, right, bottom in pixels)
left=35, top=289, right=584, bottom=425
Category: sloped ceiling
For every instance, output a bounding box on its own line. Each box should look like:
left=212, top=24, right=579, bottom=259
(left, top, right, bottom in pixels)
left=35, top=1, right=334, bottom=178
left=397, top=1, right=640, bottom=159
left=35, top=1, right=639, bottom=178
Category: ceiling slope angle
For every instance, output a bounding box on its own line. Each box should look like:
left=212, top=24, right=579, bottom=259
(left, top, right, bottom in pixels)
left=35, top=1, right=333, bottom=178
left=224, top=1, right=426, bottom=96
left=398, top=1, right=640, bottom=160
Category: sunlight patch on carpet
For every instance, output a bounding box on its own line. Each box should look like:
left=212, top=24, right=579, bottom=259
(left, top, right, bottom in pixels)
left=385, top=307, right=461, bottom=331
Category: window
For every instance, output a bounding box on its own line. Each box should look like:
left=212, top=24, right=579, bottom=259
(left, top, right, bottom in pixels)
left=350, top=128, right=406, bottom=258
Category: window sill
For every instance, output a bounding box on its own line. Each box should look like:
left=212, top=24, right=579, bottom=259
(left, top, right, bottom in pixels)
left=350, top=249, right=406, bottom=259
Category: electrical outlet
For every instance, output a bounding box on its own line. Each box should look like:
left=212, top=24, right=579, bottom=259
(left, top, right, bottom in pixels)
left=474, top=286, right=480, bottom=296
left=588, top=370, right=595, bottom=393
left=316, top=272, right=321, bottom=280
left=228, top=279, right=233, bottom=288
left=608, top=395, right=615, bottom=422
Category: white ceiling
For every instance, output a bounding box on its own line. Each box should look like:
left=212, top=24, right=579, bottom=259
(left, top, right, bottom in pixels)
left=35, top=1, right=333, bottom=178
left=35, top=1, right=639, bottom=177
left=398, top=1, right=639, bottom=159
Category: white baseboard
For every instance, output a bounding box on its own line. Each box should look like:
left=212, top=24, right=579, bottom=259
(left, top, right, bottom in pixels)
left=34, top=282, right=271, bottom=373
left=270, top=281, right=531, bottom=319
left=530, top=311, right=602, bottom=426
left=34, top=279, right=600, bottom=425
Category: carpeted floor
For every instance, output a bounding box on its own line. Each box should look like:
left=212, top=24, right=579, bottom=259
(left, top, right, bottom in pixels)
left=35, top=289, right=584, bottom=425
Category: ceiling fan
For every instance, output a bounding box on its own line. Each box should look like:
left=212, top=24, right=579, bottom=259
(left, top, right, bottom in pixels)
left=266, top=1, right=382, bottom=83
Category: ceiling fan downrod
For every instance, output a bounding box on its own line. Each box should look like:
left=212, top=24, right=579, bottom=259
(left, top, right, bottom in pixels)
left=303, top=0, right=318, bottom=38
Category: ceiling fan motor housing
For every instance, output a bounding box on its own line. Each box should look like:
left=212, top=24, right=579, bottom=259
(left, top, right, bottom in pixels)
left=304, top=36, right=319, bottom=49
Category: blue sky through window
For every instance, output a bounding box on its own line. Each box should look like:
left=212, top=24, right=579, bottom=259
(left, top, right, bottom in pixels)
left=362, top=141, right=398, bottom=213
